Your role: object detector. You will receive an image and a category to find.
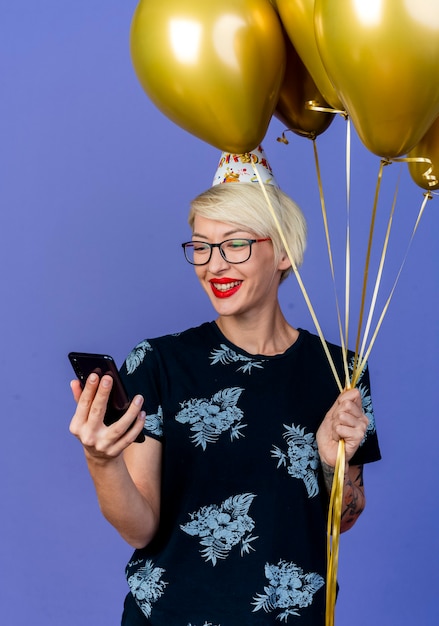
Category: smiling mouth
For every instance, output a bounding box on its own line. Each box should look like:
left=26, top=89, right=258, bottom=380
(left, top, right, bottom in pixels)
left=209, top=279, right=242, bottom=298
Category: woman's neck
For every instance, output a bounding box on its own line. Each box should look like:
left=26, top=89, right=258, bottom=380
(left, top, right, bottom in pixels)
left=215, top=309, right=299, bottom=356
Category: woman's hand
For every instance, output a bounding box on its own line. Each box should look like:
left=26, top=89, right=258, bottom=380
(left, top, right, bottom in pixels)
left=69, top=373, right=145, bottom=462
left=69, top=374, right=161, bottom=548
left=316, top=388, right=368, bottom=468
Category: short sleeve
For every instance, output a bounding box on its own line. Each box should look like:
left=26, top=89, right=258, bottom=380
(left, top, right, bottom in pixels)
left=350, top=362, right=381, bottom=465
left=119, top=339, right=164, bottom=442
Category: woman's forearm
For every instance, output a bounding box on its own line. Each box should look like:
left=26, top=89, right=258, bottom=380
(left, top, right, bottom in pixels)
left=84, top=451, right=159, bottom=548
left=321, top=462, right=366, bottom=533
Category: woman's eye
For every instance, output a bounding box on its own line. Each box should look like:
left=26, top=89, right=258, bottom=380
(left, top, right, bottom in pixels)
left=227, top=239, right=248, bottom=250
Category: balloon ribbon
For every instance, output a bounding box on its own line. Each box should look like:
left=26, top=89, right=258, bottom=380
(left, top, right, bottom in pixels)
left=326, top=439, right=345, bottom=626
left=252, top=147, right=432, bottom=626
left=312, top=126, right=352, bottom=626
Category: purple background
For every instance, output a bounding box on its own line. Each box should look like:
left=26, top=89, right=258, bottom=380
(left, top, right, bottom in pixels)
left=1, top=2, right=438, bottom=624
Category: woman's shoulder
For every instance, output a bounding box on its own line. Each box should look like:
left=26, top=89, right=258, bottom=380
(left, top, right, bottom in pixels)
left=129, top=321, right=216, bottom=354
left=295, top=328, right=353, bottom=376
left=298, top=328, right=347, bottom=356
left=122, top=322, right=216, bottom=377
left=297, top=329, right=371, bottom=389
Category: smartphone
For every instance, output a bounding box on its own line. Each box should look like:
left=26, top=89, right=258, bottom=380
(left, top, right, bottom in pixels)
left=68, top=352, right=145, bottom=443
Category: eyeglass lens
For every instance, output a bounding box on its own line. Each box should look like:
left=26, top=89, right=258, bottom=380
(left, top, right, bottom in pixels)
left=184, top=239, right=253, bottom=265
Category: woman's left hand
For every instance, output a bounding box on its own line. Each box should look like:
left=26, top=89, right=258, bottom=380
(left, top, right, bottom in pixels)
left=316, top=388, right=369, bottom=468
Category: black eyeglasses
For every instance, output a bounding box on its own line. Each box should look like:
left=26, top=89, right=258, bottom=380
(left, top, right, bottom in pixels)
left=181, top=238, right=271, bottom=265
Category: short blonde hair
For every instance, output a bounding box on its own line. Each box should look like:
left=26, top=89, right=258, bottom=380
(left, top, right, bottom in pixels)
left=189, top=183, right=307, bottom=283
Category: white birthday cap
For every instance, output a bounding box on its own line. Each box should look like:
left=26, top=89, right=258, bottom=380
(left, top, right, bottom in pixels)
left=212, top=145, right=279, bottom=188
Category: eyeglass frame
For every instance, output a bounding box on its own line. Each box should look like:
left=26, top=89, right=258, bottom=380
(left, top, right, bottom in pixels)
left=181, top=237, right=272, bottom=266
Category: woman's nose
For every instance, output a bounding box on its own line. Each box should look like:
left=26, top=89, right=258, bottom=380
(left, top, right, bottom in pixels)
left=207, top=245, right=230, bottom=272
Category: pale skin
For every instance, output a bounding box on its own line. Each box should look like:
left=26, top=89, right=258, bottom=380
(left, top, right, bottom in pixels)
left=70, top=215, right=369, bottom=547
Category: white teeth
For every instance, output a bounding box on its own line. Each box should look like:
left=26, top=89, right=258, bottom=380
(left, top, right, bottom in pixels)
left=213, top=281, right=240, bottom=292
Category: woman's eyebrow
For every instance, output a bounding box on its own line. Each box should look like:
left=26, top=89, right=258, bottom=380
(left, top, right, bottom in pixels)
left=192, top=229, right=249, bottom=239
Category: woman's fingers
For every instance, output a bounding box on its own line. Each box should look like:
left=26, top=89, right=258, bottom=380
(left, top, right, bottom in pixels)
left=70, top=379, right=83, bottom=403
left=69, top=373, right=111, bottom=438
left=317, top=387, right=369, bottom=466
left=87, top=374, right=114, bottom=423
left=70, top=373, right=145, bottom=455
left=106, top=394, right=145, bottom=439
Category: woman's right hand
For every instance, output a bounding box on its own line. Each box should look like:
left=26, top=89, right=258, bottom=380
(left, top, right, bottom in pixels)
left=69, top=373, right=145, bottom=462
left=69, top=374, right=160, bottom=548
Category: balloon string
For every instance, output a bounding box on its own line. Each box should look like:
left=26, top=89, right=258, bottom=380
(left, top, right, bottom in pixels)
left=276, top=105, right=347, bottom=144
left=255, top=143, right=431, bottom=626
left=326, top=439, right=345, bottom=626
left=321, top=152, right=431, bottom=626
left=352, top=159, right=388, bottom=376
left=344, top=118, right=352, bottom=387
left=352, top=190, right=432, bottom=386
left=398, top=155, right=438, bottom=188
left=277, top=129, right=318, bottom=142
left=251, top=159, right=343, bottom=392
left=357, top=171, right=400, bottom=372
left=306, top=101, right=347, bottom=118
left=325, top=117, right=353, bottom=626
left=312, top=139, right=350, bottom=388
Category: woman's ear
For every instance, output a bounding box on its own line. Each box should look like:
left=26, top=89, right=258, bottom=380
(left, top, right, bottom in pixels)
left=277, top=251, right=292, bottom=271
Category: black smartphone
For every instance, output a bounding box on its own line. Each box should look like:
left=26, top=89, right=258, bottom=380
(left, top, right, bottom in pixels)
left=68, top=352, right=145, bottom=443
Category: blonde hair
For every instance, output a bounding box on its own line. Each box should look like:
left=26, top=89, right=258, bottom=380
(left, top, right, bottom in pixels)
left=189, top=183, right=307, bottom=283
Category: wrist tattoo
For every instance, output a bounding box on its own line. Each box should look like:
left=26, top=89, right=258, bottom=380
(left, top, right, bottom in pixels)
left=320, top=462, right=365, bottom=530
left=321, top=461, right=336, bottom=493
left=341, top=466, right=365, bottom=525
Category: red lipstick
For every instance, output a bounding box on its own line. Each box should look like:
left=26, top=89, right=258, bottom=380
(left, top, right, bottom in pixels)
left=209, top=278, right=242, bottom=299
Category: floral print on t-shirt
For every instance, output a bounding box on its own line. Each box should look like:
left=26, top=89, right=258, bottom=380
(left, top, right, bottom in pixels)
left=181, top=493, right=258, bottom=565
left=175, top=387, right=247, bottom=449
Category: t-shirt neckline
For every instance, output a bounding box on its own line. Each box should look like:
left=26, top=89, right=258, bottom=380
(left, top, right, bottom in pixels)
left=208, top=320, right=306, bottom=361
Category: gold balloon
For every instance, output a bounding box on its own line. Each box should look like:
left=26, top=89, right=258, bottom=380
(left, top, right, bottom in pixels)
left=314, top=0, right=439, bottom=158
left=130, top=0, right=286, bottom=153
left=276, top=0, right=343, bottom=111
left=409, top=116, right=439, bottom=190
left=275, top=33, right=333, bottom=139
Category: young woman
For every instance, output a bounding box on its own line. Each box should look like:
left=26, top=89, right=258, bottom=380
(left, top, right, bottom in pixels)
left=70, top=153, right=380, bottom=625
